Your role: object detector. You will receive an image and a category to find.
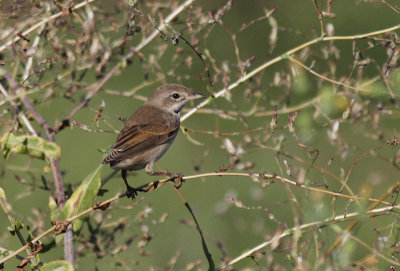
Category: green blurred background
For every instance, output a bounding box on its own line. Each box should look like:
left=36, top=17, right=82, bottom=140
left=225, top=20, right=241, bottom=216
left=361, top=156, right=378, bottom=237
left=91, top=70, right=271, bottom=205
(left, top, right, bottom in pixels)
left=1, top=0, right=400, bottom=270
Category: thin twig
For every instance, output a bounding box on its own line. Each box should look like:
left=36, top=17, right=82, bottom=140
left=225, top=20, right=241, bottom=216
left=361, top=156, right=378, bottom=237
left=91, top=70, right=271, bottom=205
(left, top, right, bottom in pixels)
left=0, top=82, right=37, bottom=136
left=0, top=0, right=97, bottom=53
left=2, top=38, right=74, bottom=261
left=1, top=172, right=397, bottom=265
left=0, top=193, right=123, bottom=265
left=0, top=247, right=25, bottom=261
left=171, top=185, right=214, bottom=269
left=56, top=0, right=195, bottom=132
left=349, top=234, right=400, bottom=266
left=321, top=181, right=400, bottom=262
left=0, top=196, right=38, bottom=267
left=181, top=23, right=400, bottom=122
left=56, top=64, right=120, bottom=132
left=289, top=57, right=367, bottom=93
left=216, top=202, right=400, bottom=270
left=312, top=0, right=325, bottom=37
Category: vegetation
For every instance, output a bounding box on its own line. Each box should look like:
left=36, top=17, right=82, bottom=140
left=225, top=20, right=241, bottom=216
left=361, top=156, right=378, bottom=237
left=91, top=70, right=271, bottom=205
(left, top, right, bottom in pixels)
left=1, top=0, right=400, bottom=270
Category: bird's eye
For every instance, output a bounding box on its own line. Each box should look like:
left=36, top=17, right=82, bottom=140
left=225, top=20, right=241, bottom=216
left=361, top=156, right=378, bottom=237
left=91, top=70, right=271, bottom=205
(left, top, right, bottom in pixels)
left=171, top=93, right=180, bottom=99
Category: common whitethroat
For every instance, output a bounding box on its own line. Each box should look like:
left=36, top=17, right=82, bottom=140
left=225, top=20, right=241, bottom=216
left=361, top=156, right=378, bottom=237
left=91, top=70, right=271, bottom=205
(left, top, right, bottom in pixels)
left=102, top=84, right=205, bottom=199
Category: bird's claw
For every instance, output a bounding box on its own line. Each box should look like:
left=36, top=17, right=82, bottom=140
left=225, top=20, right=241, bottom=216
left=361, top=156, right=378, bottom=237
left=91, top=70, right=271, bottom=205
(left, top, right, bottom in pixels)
left=125, top=185, right=139, bottom=200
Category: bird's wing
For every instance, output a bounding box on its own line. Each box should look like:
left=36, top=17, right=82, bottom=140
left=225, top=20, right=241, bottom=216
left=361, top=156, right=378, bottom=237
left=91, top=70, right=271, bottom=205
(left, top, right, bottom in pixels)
left=102, top=112, right=179, bottom=165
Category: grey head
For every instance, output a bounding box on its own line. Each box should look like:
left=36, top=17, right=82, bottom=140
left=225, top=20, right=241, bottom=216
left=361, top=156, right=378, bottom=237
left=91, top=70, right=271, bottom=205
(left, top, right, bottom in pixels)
left=146, top=84, right=204, bottom=114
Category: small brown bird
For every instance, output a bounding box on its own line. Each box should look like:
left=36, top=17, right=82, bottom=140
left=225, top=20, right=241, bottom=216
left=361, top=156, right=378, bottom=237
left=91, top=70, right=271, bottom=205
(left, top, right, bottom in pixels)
left=102, top=84, right=204, bottom=198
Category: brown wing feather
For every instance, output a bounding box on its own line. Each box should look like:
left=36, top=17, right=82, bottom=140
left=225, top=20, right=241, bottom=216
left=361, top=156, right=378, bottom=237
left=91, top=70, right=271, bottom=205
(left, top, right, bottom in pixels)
left=102, top=106, right=179, bottom=165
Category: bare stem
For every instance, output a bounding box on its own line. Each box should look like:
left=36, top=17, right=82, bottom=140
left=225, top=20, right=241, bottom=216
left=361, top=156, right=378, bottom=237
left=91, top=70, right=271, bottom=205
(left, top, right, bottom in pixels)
left=216, top=203, right=400, bottom=270
left=0, top=173, right=397, bottom=265
left=0, top=0, right=97, bottom=53
left=181, top=23, right=400, bottom=122
left=56, top=0, right=195, bottom=132
left=0, top=197, right=38, bottom=266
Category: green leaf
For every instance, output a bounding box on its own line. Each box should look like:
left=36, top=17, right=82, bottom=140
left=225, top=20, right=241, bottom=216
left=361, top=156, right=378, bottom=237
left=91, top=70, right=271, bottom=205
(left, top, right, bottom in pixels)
left=0, top=186, right=5, bottom=198
left=180, top=126, right=204, bottom=146
left=49, top=196, right=60, bottom=223
left=7, top=218, right=24, bottom=235
left=59, top=165, right=103, bottom=232
left=41, top=260, right=74, bottom=271
left=0, top=133, right=61, bottom=160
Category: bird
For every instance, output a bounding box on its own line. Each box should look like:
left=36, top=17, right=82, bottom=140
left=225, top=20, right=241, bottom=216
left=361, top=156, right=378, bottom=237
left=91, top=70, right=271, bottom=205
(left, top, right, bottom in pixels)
left=102, top=84, right=205, bottom=199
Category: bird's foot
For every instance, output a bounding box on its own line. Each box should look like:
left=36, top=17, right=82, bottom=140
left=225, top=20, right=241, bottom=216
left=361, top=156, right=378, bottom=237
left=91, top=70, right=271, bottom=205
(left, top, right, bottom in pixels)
left=125, top=184, right=140, bottom=200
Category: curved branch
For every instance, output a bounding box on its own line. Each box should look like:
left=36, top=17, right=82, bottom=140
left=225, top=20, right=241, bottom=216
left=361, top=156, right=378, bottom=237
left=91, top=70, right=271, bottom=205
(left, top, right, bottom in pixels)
left=181, top=23, right=400, bottom=122
left=56, top=0, right=195, bottom=132
left=217, top=202, right=400, bottom=270
left=0, top=0, right=97, bottom=53
left=0, top=172, right=397, bottom=265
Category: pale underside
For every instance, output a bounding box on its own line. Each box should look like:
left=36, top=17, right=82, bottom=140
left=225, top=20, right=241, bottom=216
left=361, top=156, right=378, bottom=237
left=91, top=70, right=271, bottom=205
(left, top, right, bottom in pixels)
left=102, top=104, right=180, bottom=171
left=110, top=138, right=176, bottom=171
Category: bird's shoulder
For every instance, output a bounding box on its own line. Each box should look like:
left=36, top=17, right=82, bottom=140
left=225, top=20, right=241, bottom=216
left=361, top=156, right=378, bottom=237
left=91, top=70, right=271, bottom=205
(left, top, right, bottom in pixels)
left=127, top=105, right=179, bottom=127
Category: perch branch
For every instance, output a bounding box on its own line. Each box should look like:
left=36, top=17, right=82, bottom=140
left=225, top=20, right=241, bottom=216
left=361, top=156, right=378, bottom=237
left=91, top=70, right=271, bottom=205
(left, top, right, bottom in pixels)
left=0, top=173, right=397, bottom=265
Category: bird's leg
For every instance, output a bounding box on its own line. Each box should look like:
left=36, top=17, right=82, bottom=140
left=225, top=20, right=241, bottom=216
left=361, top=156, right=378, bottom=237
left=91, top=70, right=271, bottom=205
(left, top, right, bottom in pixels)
left=121, top=170, right=139, bottom=199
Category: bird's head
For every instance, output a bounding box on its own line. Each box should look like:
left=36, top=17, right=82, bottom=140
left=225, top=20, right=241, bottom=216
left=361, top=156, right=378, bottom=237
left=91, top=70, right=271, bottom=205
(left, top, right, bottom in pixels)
left=147, top=84, right=205, bottom=114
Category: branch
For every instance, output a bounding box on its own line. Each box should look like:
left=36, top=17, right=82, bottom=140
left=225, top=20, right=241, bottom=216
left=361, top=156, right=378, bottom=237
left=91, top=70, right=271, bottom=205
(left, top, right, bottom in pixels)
left=0, top=0, right=97, bottom=53
left=1, top=37, right=73, bottom=261
left=216, top=202, right=400, bottom=270
left=289, top=57, right=367, bottom=93
left=0, top=172, right=397, bottom=265
left=0, top=193, right=123, bottom=265
left=0, top=196, right=38, bottom=267
left=55, top=0, right=195, bottom=132
left=180, top=23, right=400, bottom=122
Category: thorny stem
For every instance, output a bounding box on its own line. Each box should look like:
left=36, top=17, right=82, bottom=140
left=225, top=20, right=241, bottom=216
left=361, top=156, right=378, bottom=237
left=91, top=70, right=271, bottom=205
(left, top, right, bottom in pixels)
left=0, top=197, right=38, bottom=267
left=0, top=247, right=24, bottom=261
left=181, top=95, right=321, bottom=118
left=0, top=173, right=398, bottom=265
left=56, top=0, right=195, bottom=132
left=289, top=57, right=367, bottom=93
left=13, top=10, right=75, bottom=258
left=1, top=2, right=399, bottom=269
left=217, top=197, right=400, bottom=270
left=0, top=193, right=123, bottom=265
left=0, top=0, right=195, bottom=266
left=181, top=23, right=400, bottom=122
left=0, top=0, right=194, bottom=264
left=0, top=0, right=97, bottom=53
left=1, top=12, right=71, bottom=264
left=320, top=181, right=400, bottom=264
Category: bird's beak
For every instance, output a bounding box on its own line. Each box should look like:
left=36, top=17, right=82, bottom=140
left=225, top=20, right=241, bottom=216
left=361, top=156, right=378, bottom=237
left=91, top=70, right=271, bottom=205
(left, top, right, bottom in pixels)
left=187, top=92, right=205, bottom=101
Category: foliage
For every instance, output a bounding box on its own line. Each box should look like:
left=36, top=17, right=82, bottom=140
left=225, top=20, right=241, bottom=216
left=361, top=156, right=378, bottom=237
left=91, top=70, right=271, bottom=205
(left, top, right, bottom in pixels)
left=1, top=0, right=400, bottom=270
left=1, top=133, right=61, bottom=162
